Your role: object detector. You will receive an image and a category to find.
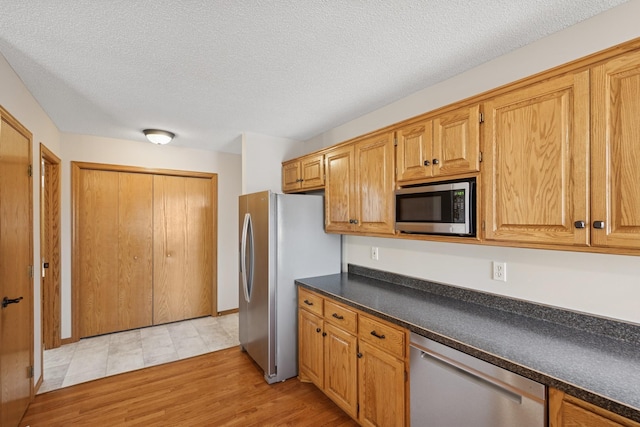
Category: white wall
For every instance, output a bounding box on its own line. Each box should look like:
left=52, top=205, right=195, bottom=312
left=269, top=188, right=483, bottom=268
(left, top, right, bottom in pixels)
left=0, top=53, right=62, bottom=384
left=308, top=1, right=640, bottom=324
left=60, top=134, right=242, bottom=338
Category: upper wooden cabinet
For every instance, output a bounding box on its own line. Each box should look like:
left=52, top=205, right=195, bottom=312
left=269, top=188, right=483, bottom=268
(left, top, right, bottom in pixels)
left=396, top=105, right=481, bottom=184
left=483, top=70, right=590, bottom=246
left=325, top=132, right=395, bottom=235
left=282, top=153, right=325, bottom=193
left=591, top=50, right=640, bottom=250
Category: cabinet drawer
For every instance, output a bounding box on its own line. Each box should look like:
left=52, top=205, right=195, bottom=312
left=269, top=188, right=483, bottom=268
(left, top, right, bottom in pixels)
left=324, top=300, right=357, bottom=334
left=358, top=315, right=405, bottom=358
left=299, top=288, right=324, bottom=317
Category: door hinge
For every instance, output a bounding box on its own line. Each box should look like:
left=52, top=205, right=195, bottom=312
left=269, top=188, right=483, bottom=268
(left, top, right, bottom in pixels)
left=479, top=112, right=484, bottom=123
left=479, top=151, right=483, bottom=162
left=482, top=220, right=486, bottom=231
left=28, top=365, right=34, bottom=378
left=393, top=137, right=398, bottom=146
left=28, top=164, right=33, bottom=177
left=29, top=265, right=34, bottom=278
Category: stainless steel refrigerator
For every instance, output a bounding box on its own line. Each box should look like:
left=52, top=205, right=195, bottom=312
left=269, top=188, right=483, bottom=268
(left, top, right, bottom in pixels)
left=238, top=191, right=341, bottom=384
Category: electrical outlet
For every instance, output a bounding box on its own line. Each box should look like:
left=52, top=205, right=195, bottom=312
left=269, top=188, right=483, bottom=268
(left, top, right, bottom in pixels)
left=371, top=246, right=379, bottom=260
left=492, top=261, right=507, bottom=282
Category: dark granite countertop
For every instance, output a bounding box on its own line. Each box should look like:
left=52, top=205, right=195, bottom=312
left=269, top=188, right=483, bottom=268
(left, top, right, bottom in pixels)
left=295, top=265, right=640, bottom=423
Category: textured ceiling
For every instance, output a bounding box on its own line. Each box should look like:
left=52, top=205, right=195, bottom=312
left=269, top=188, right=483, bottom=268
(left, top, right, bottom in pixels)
left=0, top=1, right=629, bottom=153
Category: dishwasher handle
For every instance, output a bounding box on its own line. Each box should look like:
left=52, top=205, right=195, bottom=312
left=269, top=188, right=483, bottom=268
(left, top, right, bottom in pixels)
left=419, top=349, right=523, bottom=404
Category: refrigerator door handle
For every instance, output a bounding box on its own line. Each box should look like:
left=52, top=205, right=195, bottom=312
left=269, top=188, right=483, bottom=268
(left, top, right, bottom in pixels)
left=241, top=212, right=254, bottom=303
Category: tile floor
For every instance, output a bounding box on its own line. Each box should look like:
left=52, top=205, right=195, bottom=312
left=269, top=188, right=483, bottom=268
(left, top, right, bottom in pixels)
left=39, top=313, right=239, bottom=394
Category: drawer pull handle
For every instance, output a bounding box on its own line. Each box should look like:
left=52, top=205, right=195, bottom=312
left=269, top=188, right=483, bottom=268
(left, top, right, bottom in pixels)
left=332, top=313, right=344, bottom=320
left=370, top=330, right=386, bottom=339
left=303, top=299, right=313, bottom=306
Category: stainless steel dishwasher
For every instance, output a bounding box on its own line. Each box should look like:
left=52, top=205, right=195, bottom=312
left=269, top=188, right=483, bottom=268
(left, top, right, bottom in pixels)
left=410, top=333, right=546, bottom=427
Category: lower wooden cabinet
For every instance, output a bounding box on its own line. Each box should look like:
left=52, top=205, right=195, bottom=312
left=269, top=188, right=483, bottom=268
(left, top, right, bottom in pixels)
left=549, top=388, right=640, bottom=427
left=298, top=288, right=408, bottom=426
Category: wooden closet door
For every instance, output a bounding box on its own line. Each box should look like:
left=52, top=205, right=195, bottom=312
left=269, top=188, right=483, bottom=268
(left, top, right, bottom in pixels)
left=117, top=173, right=153, bottom=330
left=78, top=170, right=120, bottom=337
left=153, top=175, right=213, bottom=324
left=78, top=170, right=154, bottom=337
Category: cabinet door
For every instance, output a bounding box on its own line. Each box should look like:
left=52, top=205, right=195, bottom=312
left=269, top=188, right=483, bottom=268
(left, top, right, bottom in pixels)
left=301, top=154, right=325, bottom=189
left=153, top=175, right=213, bottom=324
left=396, top=119, right=433, bottom=182
left=324, top=323, right=358, bottom=419
left=483, top=71, right=589, bottom=245
left=433, top=104, right=481, bottom=176
left=117, top=172, right=153, bottom=331
left=355, top=132, right=395, bottom=234
left=591, top=51, right=640, bottom=249
left=78, top=169, right=120, bottom=337
left=298, top=309, right=324, bottom=388
left=282, top=160, right=301, bottom=193
left=325, top=144, right=356, bottom=232
left=358, top=340, right=406, bottom=427
left=549, top=388, right=640, bottom=427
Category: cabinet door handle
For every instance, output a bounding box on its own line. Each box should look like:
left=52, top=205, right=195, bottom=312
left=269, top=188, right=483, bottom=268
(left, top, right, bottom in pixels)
left=423, top=160, right=430, bottom=166
left=574, top=221, right=586, bottom=229
left=357, top=352, right=363, bottom=358
left=370, top=330, right=386, bottom=339
left=303, top=299, right=313, bottom=306
left=593, top=221, right=605, bottom=229
left=2, top=296, right=23, bottom=309
left=316, top=328, right=322, bottom=333
left=322, top=332, right=327, bottom=337
left=353, top=219, right=359, bottom=225
left=332, top=313, right=344, bottom=320
left=432, top=158, right=439, bottom=165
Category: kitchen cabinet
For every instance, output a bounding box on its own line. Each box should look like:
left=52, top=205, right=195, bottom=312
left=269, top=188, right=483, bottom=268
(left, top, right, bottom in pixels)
left=396, top=105, right=481, bottom=184
left=549, top=388, right=640, bottom=427
left=483, top=70, right=590, bottom=246
left=357, top=315, right=407, bottom=427
left=590, top=50, right=640, bottom=250
left=325, top=131, right=395, bottom=234
left=282, top=153, right=325, bottom=193
left=298, top=288, right=408, bottom=426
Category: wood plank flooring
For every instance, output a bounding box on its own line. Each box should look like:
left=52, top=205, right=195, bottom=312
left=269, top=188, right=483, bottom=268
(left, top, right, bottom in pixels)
left=21, top=346, right=357, bottom=426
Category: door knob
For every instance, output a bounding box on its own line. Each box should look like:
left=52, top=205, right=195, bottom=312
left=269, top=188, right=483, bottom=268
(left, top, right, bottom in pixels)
left=2, top=296, right=23, bottom=309
left=423, top=160, right=430, bottom=166
left=593, top=221, right=605, bottom=229
left=574, top=221, right=586, bottom=229
left=432, top=158, right=440, bottom=165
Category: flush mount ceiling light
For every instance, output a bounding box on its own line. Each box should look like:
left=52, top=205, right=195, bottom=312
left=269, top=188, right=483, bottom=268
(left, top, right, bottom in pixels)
left=143, top=129, right=175, bottom=145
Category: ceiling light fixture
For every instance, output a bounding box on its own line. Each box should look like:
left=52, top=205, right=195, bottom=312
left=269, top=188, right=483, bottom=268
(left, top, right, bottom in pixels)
left=143, top=129, right=175, bottom=145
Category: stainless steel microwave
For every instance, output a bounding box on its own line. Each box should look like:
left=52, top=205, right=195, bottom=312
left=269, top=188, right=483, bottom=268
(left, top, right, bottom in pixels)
left=395, top=178, right=476, bottom=236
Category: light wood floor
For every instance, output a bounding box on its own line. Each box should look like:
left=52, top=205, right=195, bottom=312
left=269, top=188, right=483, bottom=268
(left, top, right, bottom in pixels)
left=21, top=346, right=357, bottom=426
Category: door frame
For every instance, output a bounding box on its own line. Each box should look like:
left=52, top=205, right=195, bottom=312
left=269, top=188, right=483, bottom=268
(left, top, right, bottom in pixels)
left=71, top=162, right=218, bottom=342
left=40, top=144, right=62, bottom=350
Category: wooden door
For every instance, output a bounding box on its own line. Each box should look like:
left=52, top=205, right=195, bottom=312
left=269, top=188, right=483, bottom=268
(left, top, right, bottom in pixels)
left=41, top=145, right=62, bottom=350
left=549, top=388, right=640, bottom=427
left=77, top=170, right=153, bottom=337
left=358, top=341, right=405, bottom=427
left=323, top=323, right=358, bottom=419
left=298, top=309, right=324, bottom=387
left=355, top=133, right=395, bottom=234
left=153, top=175, right=213, bottom=324
left=325, top=144, right=356, bottom=233
left=396, top=119, right=433, bottom=182
left=117, top=173, right=153, bottom=330
left=301, top=153, right=325, bottom=189
left=0, top=108, right=33, bottom=427
left=433, top=104, right=481, bottom=176
left=591, top=51, right=640, bottom=249
left=282, top=160, right=301, bottom=192
left=483, top=71, right=590, bottom=245
left=78, top=169, right=120, bottom=337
